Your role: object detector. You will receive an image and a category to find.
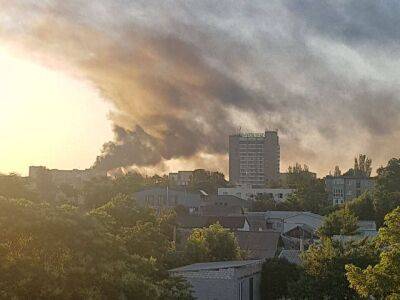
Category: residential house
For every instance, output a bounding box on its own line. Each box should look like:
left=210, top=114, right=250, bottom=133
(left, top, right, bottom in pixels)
left=199, top=195, right=250, bottom=216
left=245, top=211, right=323, bottom=237
left=169, top=260, right=262, bottom=300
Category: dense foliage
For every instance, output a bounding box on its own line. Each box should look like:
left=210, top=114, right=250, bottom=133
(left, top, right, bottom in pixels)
left=318, top=209, right=359, bottom=237
left=289, top=238, right=379, bottom=299
left=346, top=158, right=400, bottom=227
left=187, top=169, right=227, bottom=195
left=282, top=164, right=330, bottom=214
left=183, top=223, right=242, bottom=263
left=0, top=195, right=193, bottom=299
left=260, top=258, right=300, bottom=300
left=346, top=207, right=400, bottom=299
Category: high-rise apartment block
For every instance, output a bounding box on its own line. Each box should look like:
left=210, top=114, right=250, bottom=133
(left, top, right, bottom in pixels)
left=229, top=131, right=280, bottom=187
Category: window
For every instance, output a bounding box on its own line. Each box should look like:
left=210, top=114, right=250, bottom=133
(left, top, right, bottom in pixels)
left=249, top=277, right=254, bottom=300
left=333, top=188, right=343, bottom=197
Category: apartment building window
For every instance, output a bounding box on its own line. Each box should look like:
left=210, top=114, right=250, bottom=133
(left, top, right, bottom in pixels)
left=333, top=188, right=343, bottom=198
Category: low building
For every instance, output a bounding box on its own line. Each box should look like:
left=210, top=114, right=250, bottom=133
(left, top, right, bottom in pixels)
left=200, top=195, right=250, bottom=216
left=235, top=231, right=282, bottom=260
left=325, top=175, right=375, bottom=205
left=357, top=220, right=378, bottom=237
left=169, top=171, right=193, bottom=186
left=169, top=260, right=262, bottom=300
left=29, top=166, right=106, bottom=187
left=218, top=186, right=295, bottom=203
left=133, top=187, right=205, bottom=214
left=245, top=211, right=323, bottom=236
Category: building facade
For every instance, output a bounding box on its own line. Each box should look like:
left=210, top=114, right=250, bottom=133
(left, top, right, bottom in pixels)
left=133, top=187, right=205, bottom=214
left=169, top=260, right=262, bottom=300
left=168, top=171, right=193, bottom=186
left=325, top=176, right=375, bottom=205
left=218, top=186, right=294, bottom=203
left=229, top=131, right=280, bottom=187
left=29, top=166, right=106, bottom=187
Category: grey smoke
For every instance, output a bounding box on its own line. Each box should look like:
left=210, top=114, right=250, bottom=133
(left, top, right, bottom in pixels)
left=1, top=0, right=399, bottom=175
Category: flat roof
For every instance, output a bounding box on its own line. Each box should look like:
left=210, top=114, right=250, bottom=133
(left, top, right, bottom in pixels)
left=169, top=260, right=261, bottom=273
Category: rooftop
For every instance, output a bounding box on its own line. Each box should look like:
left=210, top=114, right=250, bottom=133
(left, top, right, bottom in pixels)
left=279, top=250, right=302, bottom=265
left=169, top=260, right=261, bottom=272
left=177, top=215, right=247, bottom=229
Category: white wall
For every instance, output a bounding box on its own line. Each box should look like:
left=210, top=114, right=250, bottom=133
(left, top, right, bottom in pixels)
left=218, top=187, right=295, bottom=202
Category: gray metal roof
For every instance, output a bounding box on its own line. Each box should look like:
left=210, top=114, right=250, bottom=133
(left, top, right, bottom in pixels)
left=169, top=260, right=261, bottom=273
left=279, top=250, right=302, bottom=265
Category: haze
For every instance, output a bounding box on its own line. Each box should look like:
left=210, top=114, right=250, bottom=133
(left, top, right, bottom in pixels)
left=1, top=1, right=400, bottom=176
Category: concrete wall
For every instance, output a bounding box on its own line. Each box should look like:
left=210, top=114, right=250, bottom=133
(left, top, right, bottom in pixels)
left=172, top=263, right=262, bottom=300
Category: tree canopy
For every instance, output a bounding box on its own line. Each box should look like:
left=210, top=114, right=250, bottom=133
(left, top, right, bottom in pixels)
left=346, top=207, right=400, bottom=299
left=183, top=223, right=242, bottom=264
left=0, top=195, right=193, bottom=299
left=318, top=208, right=359, bottom=237
left=344, top=154, right=372, bottom=178
left=260, top=258, right=300, bottom=300
left=289, top=238, right=378, bottom=299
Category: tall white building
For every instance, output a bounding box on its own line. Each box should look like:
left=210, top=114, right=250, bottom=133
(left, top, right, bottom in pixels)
left=229, top=131, right=280, bottom=187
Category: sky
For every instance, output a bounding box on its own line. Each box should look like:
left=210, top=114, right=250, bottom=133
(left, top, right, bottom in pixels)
left=0, top=1, right=399, bottom=177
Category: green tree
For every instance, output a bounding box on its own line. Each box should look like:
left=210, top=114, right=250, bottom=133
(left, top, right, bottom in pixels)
left=319, top=209, right=359, bottom=237
left=0, top=196, right=193, bottom=299
left=344, top=154, right=372, bottom=177
left=372, top=158, right=400, bottom=227
left=260, top=258, right=300, bottom=300
left=250, top=193, right=276, bottom=212
left=346, top=192, right=376, bottom=221
left=289, top=238, right=378, bottom=299
left=188, top=169, right=227, bottom=194
left=285, top=163, right=316, bottom=188
left=91, top=194, right=177, bottom=269
left=0, top=173, right=38, bottom=200
left=334, top=165, right=342, bottom=177
left=184, top=223, right=242, bottom=263
left=284, top=178, right=329, bottom=214
left=346, top=207, right=400, bottom=299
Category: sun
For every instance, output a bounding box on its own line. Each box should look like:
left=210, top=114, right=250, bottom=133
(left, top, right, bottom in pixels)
left=0, top=46, right=113, bottom=175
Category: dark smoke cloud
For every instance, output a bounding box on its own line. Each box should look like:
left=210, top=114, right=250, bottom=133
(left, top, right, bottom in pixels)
left=1, top=0, right=400, bottom=175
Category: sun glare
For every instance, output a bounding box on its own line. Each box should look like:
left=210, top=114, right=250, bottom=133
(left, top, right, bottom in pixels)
left=0, top=47, right=113, bottom=175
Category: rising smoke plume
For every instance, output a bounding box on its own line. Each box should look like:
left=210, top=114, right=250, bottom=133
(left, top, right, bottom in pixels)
left=1, top=1, right=400, bottom=175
